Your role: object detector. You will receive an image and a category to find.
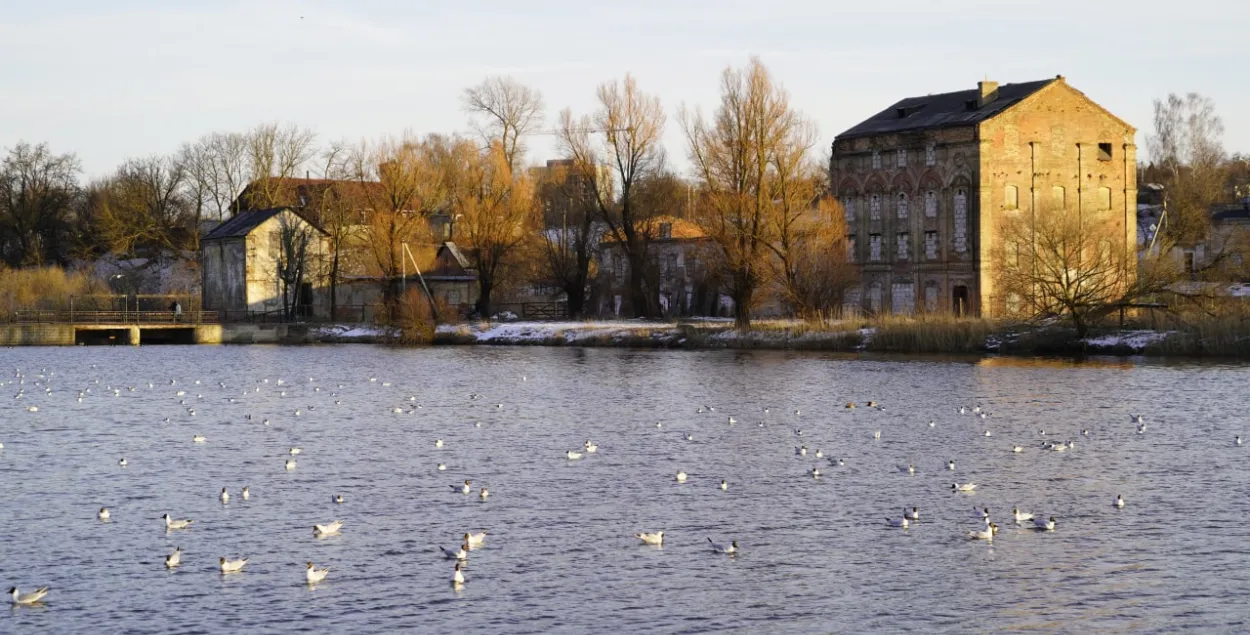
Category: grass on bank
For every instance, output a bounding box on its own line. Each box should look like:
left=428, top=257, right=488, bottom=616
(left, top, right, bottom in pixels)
left=0, top=266, right=109, bottom=316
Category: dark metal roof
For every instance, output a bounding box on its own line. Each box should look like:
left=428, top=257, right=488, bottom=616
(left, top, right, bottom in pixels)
left=835, top=79, right=1057, bottom=140
left=202, top=208, right=286, bottom=241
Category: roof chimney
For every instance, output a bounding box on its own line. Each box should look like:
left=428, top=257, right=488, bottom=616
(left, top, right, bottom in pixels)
left=978, top=80, right=999, bottom=107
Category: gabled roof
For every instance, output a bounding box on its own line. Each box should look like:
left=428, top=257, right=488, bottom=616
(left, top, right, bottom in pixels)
left=836, top=79, right=1058, bottom=140
left=439, top=242, right=473, bottom=270
left=202, top=207, right=325, bottom=241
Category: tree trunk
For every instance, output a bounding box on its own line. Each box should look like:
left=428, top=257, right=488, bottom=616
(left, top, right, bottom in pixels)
left=627, top=249, right=653, bottom=318
left=477, top=280, right=493, bottom=319
left=733, top=281, right=753, bottom=329
left=566, top=279, right=586, bottom=318
left=329, top=248, right=339, bottom=321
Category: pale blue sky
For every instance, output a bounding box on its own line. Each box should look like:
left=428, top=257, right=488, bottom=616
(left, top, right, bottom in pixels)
left=3, top=0, right=1247, bottom=178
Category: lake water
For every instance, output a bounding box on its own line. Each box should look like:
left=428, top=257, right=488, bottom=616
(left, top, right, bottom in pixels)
left=2, top=346, right=1249, bottom=633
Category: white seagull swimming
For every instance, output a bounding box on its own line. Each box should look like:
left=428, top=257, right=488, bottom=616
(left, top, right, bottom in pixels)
left=566, top=450, right=583, bottom=460
left=886, top=517, right=909, bottom=528
left=98, top=507, right=110, bottom=521
left=163, top=514, right=193, bottom=530
left=968, top=524, right=997, bottom=541
left=440, top=544, right=469, bottom=560
left=952, top=483, right=977, bottom=492
left=675, top=471, right=688, bottom=483
left=453, top=480, right=472, bottom=494
left=708, top=537, right=738, bottom=554
left=1012, top=508, right=1034, bottom=523
left=219, top=557, right=248, bottom=574
left=1114, top=494, right=1126, bottom=508
left=634, top=531, right=664, bottom=546
left=1033, top=516, right=1057, bottom=531
left=306, top=562, right=329, bottom=585
left=165, top=547, right=181, bottom=569
left=9, top=586, right=48, bottom=605
left=314, top=521, right=343, bottom=537
left=464, top=531, right=487, bottom=548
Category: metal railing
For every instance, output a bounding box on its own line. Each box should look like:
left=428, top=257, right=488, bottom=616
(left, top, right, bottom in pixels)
left=12, top=310, right=218, bottom=324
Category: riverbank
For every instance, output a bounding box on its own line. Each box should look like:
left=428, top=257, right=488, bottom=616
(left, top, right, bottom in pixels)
left=431, top=318, right=1233, bottom=357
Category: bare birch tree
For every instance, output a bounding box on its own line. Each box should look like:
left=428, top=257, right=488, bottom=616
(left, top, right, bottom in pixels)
left=1148, top=93, right=1228, bottom=246
left=462, top=76, right=545, bottom=175
left=558, top=74, right=667, bottom=318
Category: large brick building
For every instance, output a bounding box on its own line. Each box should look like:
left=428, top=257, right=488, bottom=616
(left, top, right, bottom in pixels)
left=830, top=76, right=1137, bottom=317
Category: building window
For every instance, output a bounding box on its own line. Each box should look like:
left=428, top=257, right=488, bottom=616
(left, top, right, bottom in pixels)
left=896, top=149, right=907, bottom=168
left=1098, top=187, right=1112, bottom=211
left=846, top=235, right=856, bottom=263
left=613, top=255, right=625, bottom=283
left=1005, top=185, right=1019, bottom=210
left=891, top=283, right=915, bottom=315
left=869, top=194, right=882, bottom=220
left=954, top=188, right=968, bottom=253
left=924, top=282, right=939, bottom=312
left=843, top=197, right=856, bottom=222
left=867, top=282, right=882, bottom=313
left=1006, top=292, right=1022, bottom=315
left=1052, top=186, right=1066, bottom=210
left=1098, top=143, right=1113, bottom=161
left=897, top=232, right=910, bottom=260
left=924, top=231, right=938, bottom=260
left=448, top=291, right=461, bottom=305
left=925, top=144, right=936, bottom=166
left=869, top=234, right=882, bottom=261
left=924, top=190, right=937, bottom=218
left=897, top=193, right=909, bottom=219
left=872, top=150, right=881, bottom=170
left=1006, top=241, right=1020, bottom=267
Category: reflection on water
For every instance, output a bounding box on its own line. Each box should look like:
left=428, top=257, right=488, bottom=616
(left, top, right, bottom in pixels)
left=2, top=346, right=1250, bottom=633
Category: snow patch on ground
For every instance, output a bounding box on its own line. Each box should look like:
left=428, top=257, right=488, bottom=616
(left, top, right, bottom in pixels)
left=1083, top=330, right=1172, bottom=351
left=315, top=324, right=390, bottom=341
left=437, top=321, right=680, bottom=344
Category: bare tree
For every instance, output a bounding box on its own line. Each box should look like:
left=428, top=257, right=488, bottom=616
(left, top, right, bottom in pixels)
left=559, top=74, right=667, bottom=318
left=313, top=141, right=365, bottom=319
left=179, top=131, right=251, bottom=222
left=532, top=161, right=601, bottom=317
left=771, top=196, right=858, bottom=318
left=95, top=155, right=193, bottom=259
left=462, top=76, right=546, bottom=175
left=1148, top=93, right=1228, bottom=246
left=241, top=123, right=318, bottom=210
left=0, top=142, right=81, bottom=266
left=275, top=213, right=317, bottom=320
left=995, top=204, right=1132, bottom=338
left=681, top=57, right=816, bottom=327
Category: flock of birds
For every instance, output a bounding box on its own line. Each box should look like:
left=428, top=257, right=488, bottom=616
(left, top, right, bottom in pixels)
left=4, top=361, right=1246, bottom=612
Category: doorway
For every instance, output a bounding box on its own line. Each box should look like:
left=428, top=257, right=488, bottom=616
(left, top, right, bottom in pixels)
left=952, top=285, right=969, bottom=317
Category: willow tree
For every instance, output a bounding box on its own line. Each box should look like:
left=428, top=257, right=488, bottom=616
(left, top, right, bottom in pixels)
left=681, top=57, right=816, bottom=328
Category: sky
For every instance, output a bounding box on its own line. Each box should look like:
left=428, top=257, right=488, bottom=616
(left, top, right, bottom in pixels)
left=3, top=0, right=1248, bottom=179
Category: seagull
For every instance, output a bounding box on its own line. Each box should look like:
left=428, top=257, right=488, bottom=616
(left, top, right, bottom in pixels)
left=1011, top=446, right=1024, bottom=453
left=450, top=480, right=472, bottom=495
left=9, top=586, right=49, bottom=605
left=984, top=430, right=992, bottom=437
left=289, top=447, right=302, bottom=455
left=286, top=459, right=297, bottom=470
left=97, top=507, right=110, bottom=521
left=435, top=440, right=444, bottom=448
left=952, top=483, right=977, bottom=492
left=1114, top=494, right=1126, bottom=508
left=219, top=557, right=248, bottom=574
left=584, top=440, right=598, bottom=453
left=437, top=463, right=447, bottom=471
left=306, top=562, right=329, bottom=585
left=634, top=531, right=664, bottom=546
left=708, top=538, right=738, bottom=554
left=566, top=450, right=583, bottom=460
left=479, top=487, right=489, bottom=500
left=452, top=562, right=465, bottom=587
left=1033, top=516, right=1057, bottom=531
left=886, top=517, right=909, bottom=528
left=905, top=507, right=920, bottom=521
left=675, top=471, right=688, bottom=483
left=947, top=460, right=956, bottom=471
left=1130, top=414, right=1144, bottom=424
left=719, top=479, right=728, bottom=491
left=1012, top=508, right=1034, bottom=523
left=465, top=531, right=487, bottom=548
left=968, top=524, right=997, bottom=541
left=685, top=433, right=694, bottom=441
left=163, top=514, right=193, bottom=530
left=165, top=547, right=181, bottom=568
left=333, top=494, right=344, bottom=504
left=928, top=421, right=936, bottom=428
left=809, top=467, right=822, bottom=478
left=118, top=458, right=128, bottom=467
left=873, top=431, right=882, bottom=440
left=1237, top=436, right=1243, bottom=446
left=242, top=486, right=250, bottom=500
left=220, top=488, right=230, bottom=504
left=440, top=544, right=469, bottom=560
left=313, top=521, right=343, bottom=537
left=899, top=464, right=916, bottom=475
left=795, top=445, right=807, bottom=456
left=814, top=449, right=824, bottom=459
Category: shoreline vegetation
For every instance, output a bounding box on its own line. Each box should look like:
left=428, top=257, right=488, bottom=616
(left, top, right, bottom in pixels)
left=404, top=315, right=1250, bottom=358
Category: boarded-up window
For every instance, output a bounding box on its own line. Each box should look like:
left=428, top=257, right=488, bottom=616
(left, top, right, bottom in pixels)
left=843, top=197, right=857, bottom=222
left=954, top=188, right=968, bottom=253
left=924, top=282, right=939, bottom=312
left=925, top=144, right=936, bottom=166
left=1005, top=185, right=1019, bottom=210
left=869, top=234, right=882, bottom=261
left=846, top=235, right=856, bottom=263
left=897, top=193, right=909, bottom=219
left=892, top=283, right=915, bottom=315
left=872, top=151, right=881, bottom=170
left=1098, top=187, right=1112, bottom=211
left=897, top=232, right=910, bottom=260
left=896, top=149, right=907, bottom=168
left=925, top=190, right=938, bottom=217
left=869, top=194, right=882, bottom=220
left=925, top=231, right=938, bottom=259
left=867, top=283, right=882, bottom=312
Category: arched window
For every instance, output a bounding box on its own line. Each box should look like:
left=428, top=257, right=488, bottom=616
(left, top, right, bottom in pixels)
left=897, top=193, right=909, bottom=219
left=1004, top=185, right=1019, bottom=210
left=953, top=188, right=968, bottom=253
left=869, top=194, right=882, bottom=220
left=1052, top=186, right=1066, bottom=210
left=924, top=190, right=938, bottom=218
